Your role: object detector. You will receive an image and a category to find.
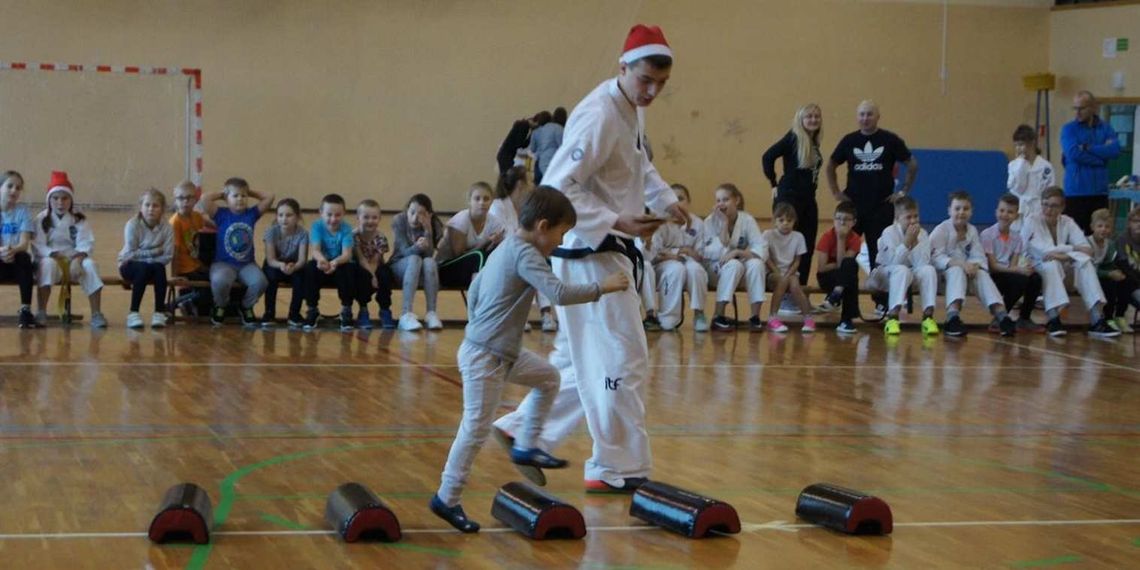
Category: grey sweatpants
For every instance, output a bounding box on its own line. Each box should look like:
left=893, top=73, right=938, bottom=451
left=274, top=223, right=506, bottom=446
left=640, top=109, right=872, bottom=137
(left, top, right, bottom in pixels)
left=390, top=254, right=439, bottom=314
left=210, top=261, right=268, bottom=308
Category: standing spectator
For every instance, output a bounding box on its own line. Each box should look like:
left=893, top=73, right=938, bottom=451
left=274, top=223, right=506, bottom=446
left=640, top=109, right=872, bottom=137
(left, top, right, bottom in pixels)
left=763, top=103, right=823, bottom=285
left=1060, top=90, right=1121, bottom=233
left=529, top=110, right=564, bottom=184
left=496, top=116, right=535, bottom=176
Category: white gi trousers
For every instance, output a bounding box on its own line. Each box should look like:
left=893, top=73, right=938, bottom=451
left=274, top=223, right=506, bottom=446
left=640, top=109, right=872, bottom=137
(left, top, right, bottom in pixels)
left=866, top=264, right=936, bottom=311
left=655, top=259, right=708, bottom=329
left=639, top=260, right=658, bottom=314
left=943, top=266, right=1003, bottom=309
left=1034, top=259, right=1106, bottom=312
left=707, top=258, right=766, bottom=304
left=37, top=257, right=104, bottom=296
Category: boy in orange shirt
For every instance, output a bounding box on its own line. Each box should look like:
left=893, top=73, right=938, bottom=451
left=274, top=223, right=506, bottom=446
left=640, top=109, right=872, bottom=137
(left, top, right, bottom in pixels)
left=169, top=180, right=215, bottom=315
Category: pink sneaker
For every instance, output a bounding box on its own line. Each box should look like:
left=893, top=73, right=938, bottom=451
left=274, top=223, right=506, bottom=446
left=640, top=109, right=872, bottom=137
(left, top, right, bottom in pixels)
left=767, top=318, right=788, bottom=333
left=802, top=317, right=816, bottom=333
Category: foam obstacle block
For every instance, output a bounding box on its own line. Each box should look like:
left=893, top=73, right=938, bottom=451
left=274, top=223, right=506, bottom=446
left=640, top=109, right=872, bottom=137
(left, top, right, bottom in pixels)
left=628, top=480, right=741, bottom=538
left=148, top=483, right=214, bottom=544
left=491, top=481, right=586, bottom=540
left=795, top=483, right=893, bottom=535
left=325, top=482, right=402, bottom=542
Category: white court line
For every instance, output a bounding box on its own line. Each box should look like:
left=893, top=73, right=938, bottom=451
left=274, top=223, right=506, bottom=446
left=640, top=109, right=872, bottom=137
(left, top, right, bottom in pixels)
left=0, top=361, right=1095, bottom=370
left=988, top=337, right=1140, bottom=374
left=2, top=519, right=1139, bottom=540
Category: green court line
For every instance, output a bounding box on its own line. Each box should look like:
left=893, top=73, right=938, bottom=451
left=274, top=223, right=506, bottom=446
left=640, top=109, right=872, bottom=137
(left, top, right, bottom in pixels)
left=1132, top=537, right=1140, bottom=547
left=258, top=513, right=311, bottom=531
left=185, top=437, right=453, bottom=570
left=1009, top=554, right=1083, bottom=567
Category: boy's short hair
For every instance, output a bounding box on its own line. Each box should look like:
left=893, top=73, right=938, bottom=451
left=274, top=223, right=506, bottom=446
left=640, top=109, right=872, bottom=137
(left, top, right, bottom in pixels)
left=997, top=193, right=1020, bottom=209
left=1042, top=186, right=1065, bottom=203
left=773, top=201, right=797, bottom=221
left=629, top=54, right=673, bottom=70
left=893, top=195, right=918, bottom=216
left=1090, top=208, right=1112, bottom=226
left=834, top=201, right=857, bottom=218
left=1012, top=124, right=1038, bottom=143
left=947, top=190, right=972, bottom=205
left=173, top=180, right=197, bottom=196
left=519, top=186, right=576, bottom=231
left=223, top=177, right=249, bottom=195
left=670, top=183, right=690, bottom=202
left=357, top=198, right=380, bottom=211
left=321, top=193, right=346, bottom=208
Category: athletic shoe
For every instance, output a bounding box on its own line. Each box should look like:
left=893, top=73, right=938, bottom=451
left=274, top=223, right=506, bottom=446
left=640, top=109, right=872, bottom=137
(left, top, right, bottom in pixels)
left=921, top=317, right=940, bottom=336
left=815, top=295, right=840, bottom=314
left=240, top=307, right=260, bottom=328
left=1046, top=317, right=1066, bottom=337
left=836, top=320, right=857, bottom=334
left=35, top=309, right=48, bottom=327
left=693, top=313, right=710, bottom=332
left=126, top=311, right=145, bottom=330
left=491, top=427, right=544, bottom=486
left=261, top=311, right=276, bottom=326
left=749, top=316, right=764, bottom=332
left=585, top=477, right=649, bottom=494
left=1017, top=318, right=1045, bottom=333
left=541, top=311, right=558, bottom=332
left=356, top=308, right=373, bottom=330
left=802, top=317, right=816, bottom=333
left=987, top=318, right=1001, bottom=334
left=999, top=316, right=1016, bottom=337
left=523, top=321, right=532, bottom=332
left=339, top=307, right=355, bottom=331
left=151, top=312, right=168, bottom=329
left=378, top=308, right=397, bottom=329
left=429, top=495, right=480, bottom=534
left=1114, top=316, right=1133, bottom=334
left=943, top=315, right=965, bottom=337
left=767, top=318, right=788, bottom=333
left=210, top=306, right=226, bottom=327
left=303, top=307, right=321, bottom=331
left=777, top=295, right=800, bottom=316
left=1089, top=318, right=1121, bottom=338
left=866, top=303, right=887, bottom=323
left=90, top=312, right=108, bottom=329
left=643, top=315, right=662, bottom=331
left=425, top=311, right=443, bottom=330
left=511, top=447, right=569, bottom=470
left=711, top=316, right=735, bottom=331
left=287, top=312, right=304, bottom=329
left=883, top=317, right=901, bottom=335
left=1108, top=318, right=1121, bottom=332
left=17, top=307, right=38, bottom=329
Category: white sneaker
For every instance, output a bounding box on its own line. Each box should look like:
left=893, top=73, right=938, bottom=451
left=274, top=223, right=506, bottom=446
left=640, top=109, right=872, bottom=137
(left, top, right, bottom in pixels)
left=424, top=311, right=443, bottom=330
left=541, top=312, right=558, bottom=332
left=35, top=309, right=48, bottom=326
left=151, top=313, right=168, bottom=329
left=524, top=321, right=533, bottom=332
left=398, top=313, right=423, bottom=331
left=693, top=313, right=710, bottom=332
left=126, top=312, right=144, bottom=329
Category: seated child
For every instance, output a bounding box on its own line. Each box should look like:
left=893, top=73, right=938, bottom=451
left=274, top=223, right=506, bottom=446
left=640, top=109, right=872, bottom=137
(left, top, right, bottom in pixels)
left=0, top=171, right=38, bottom=328
left=1019, top=186, right=1117, bottom=337
left=302, top=193, right=357, bottom=331
left=1090, top=208, right=1135, bottom=333
left=431, top=187, right=628, bottom=533
left=117, top=188, right=174, bottom=329
left=201, top=177, right=274, bottom=327
left=1114, top=207, right=1140, bottom=331
left=636, top=235, right=662, bottom=330
left=980, top=193, right=1043, bottom=332
left=353, top=199, right=397, bottom=329
left=702, top=183, right=767, bottom=331
left=32, top=171, right=105, bottom=328
left=389, top=194, right=445, bottom=331
left=929, top=191, right=1015, bottom=337
left=815, top=201, right=862, bottom=334
left=650, top=183, right=709, bottom=332
left=262, top=198, right=308, bottom=327
left=867, top=196, right=939, bottom=336
left=170, top=180, right=215, bottom=316
left=762, top=201, right=815, bottom=333
left=438, top=182, right=506, bottom=289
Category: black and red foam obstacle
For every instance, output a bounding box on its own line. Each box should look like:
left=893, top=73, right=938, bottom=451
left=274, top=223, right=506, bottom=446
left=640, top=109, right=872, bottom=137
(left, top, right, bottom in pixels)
left=491, top=481, right=586, bottom=540
left=795, top=483, right=893, bottom=535
left=325, top=483, right=402, bottom=542
left=148, top=483, right=214, bottom=544
left=629, top=481, right=741, bottom=538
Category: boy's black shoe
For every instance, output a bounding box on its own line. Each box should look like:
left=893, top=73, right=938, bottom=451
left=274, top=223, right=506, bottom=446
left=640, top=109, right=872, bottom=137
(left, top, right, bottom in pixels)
left=999, top=316, right=1016, bottom=337
left=17, top=307, right=38, bottom=329
left=1046, top=317, right=1066, bottom=337
left=429, top=495, right=480, bottom=533
left=339, top=306, right=354, bottom=331
left=240, top=307, right=260, bottom=328
left=943, top=315, right=966, bottom=337
left=711, top=316, right=735, bottom=331
left=1089, top=318, right=1121, bottom=338
left=210, top=306, right=226, bottom=326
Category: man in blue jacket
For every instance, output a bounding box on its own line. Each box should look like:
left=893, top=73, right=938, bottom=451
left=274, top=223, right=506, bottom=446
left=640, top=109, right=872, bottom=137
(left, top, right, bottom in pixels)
left=1060, top=90, right=1121, bottom=233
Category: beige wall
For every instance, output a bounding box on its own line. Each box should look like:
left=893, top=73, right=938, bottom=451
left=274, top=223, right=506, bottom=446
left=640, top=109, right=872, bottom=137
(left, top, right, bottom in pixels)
left=0, top=0, right=1048, bottom=219
left=1049, top=3, right=1140, bottom=182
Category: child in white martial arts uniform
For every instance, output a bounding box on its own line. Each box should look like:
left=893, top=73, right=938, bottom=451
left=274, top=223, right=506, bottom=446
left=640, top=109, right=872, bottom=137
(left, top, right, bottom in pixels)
left=649, top=183, right=709, bottom=331
left=869, top=196, right=939, bottom=336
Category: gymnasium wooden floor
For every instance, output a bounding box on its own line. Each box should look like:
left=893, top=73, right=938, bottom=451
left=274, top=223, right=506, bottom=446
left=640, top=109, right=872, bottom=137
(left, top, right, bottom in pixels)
left=1, top=212, right=1139, bottom=568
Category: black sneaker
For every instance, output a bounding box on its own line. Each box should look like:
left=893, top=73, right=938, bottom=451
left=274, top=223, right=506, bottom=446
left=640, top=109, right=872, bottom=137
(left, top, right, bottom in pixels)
left=210, top=306, right=226, bottom=326
left=302, top=307, right=320, bottom=331
left=1047, top=317, right=1066, bottom=337
left=749, top=316, right=764, bottom=332
left=287, top=312, right=304, bottom=329
left=339, top=307, right=354, bottom=331
left=17, top=307, right=38, bottom=329
left=429, top=495, right=480, bottom=533
left=240, top=307, right=260, bottom=328
left=1089, top=318, right=1121, bottom=338
left=999, top=316, right=1016, bottom=337
left=711, top=316, right=735, bottom=331
left=642, top=315, right=661, bottom=331
left=944, top=315, right=966, bottom=337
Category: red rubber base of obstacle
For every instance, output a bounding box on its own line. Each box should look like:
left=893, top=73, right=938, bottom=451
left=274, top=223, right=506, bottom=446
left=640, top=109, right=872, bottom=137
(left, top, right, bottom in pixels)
left=343, top=507, right=402, bottom=542
left=693, top=503, right=742, bottom=537
left=846, top=497, right=893, bottom=534
left=532, top=505, right=587, bottom=540
left=148, top=508, right=209, bottom=544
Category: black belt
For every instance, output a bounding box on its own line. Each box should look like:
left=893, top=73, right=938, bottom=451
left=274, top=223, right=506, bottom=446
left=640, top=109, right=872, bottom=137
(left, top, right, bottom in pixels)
left=552, top=234, right=645, bottom=292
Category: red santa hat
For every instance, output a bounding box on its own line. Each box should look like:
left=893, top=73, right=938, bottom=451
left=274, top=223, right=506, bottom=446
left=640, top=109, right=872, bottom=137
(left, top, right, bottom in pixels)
left=46, top=170, right=74, bottom=204
left=620, top=24, right=672, bottom=64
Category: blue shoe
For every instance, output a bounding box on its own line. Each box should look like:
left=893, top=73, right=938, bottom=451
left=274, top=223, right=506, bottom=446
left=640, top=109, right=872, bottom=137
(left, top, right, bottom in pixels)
left=510, top=447, right=569, bottom=469
left=378, top=308, right=397, bottom=329
left=357, top=308, right=373, bottom=330
left=429, top=495, right=480, bottom=533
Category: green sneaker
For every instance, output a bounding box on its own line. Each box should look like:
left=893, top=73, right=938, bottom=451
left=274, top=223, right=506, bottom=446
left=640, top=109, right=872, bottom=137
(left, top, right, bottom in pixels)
left=921, top=317, right=940, bottom=336
left=883, top=317, right=901, bottom=335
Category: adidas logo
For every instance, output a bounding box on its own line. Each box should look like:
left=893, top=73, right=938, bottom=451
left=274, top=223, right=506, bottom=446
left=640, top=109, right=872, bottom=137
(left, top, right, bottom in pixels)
left=853, top=141, right=885, bottom=171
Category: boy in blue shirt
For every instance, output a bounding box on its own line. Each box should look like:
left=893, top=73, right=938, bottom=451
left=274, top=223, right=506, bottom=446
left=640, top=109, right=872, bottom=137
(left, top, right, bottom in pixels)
left=201, top=177, right=274, bottom=327
left=304, top=194, right=357, bottom=331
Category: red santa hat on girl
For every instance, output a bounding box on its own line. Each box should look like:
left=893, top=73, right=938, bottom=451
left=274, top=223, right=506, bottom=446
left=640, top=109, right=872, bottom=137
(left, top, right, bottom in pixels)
left=46, top=171, right=74, bottom=204
left=620, top=24, right=672, bottom=64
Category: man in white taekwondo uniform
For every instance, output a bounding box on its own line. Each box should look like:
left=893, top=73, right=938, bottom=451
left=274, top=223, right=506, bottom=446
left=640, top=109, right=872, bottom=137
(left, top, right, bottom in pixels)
left=493, top=24, right=689, bottom=492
